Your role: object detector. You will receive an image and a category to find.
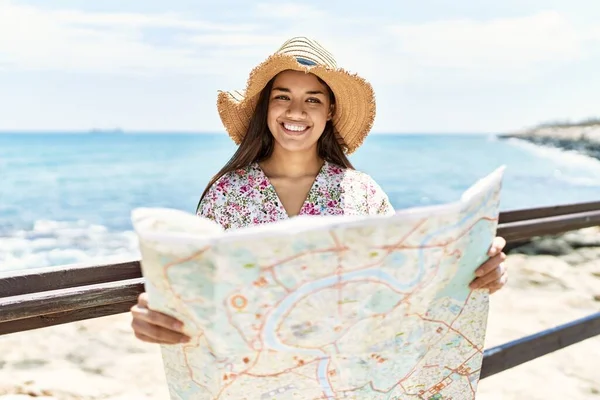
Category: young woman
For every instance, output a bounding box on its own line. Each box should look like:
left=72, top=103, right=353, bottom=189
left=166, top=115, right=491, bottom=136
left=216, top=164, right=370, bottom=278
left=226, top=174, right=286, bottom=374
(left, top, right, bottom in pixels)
left=130, top=37, right=508, bottom=345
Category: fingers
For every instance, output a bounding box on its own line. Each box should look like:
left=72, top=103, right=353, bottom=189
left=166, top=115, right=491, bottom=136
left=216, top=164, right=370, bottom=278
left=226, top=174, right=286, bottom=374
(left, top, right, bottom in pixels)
left=488, top=271, right=508, bottom=294
left=474, top=251, right=506, bottom=278
left=130, top=292, right=190, bottom=345
left=133, top=330, right=161, bottom=344
left=131, top=318, right=189, bottom=345
left=470, top=261, right=507, bottom=291
left=131, top=301, right=184, bottom=332
left=487, top=236, right=506, bottom=257
left=470, top=236, right=509, bottom=293
left=138, top=292, right=149, bottom=308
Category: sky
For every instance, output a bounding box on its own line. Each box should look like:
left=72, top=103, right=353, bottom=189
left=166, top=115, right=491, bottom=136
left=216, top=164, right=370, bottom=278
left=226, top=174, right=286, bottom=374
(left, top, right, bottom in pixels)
left=0, top=0, right=599, bottom=134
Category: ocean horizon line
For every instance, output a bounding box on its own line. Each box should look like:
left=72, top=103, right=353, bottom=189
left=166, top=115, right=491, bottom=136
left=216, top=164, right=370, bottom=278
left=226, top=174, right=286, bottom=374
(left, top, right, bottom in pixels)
left=0, top=130, right=498, bottom=136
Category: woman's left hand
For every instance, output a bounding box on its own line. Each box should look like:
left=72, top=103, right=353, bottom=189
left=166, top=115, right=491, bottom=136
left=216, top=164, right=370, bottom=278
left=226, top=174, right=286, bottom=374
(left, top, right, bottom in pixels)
left=469, top=236, right=508, bottom=294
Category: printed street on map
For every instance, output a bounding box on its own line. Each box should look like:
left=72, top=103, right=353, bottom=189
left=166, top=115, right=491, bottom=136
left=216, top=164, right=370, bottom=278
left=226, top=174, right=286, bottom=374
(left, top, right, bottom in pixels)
left=131, top=166, right=505, bottom=400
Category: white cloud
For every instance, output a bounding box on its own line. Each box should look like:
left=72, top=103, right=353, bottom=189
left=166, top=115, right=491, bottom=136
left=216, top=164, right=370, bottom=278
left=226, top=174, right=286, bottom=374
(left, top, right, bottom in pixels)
left=0, top=0, right=257, bottom=75
left=53, top=10, right=256, bottom=32
left=1, top=0, right=598, bottom=89
left=187, top=34, right=282, bottom=48
left=0, top=0, right=335, bottom=77
left=386, top=11, right=591, bottom=69
left=255, top=3, right=325, bottom=19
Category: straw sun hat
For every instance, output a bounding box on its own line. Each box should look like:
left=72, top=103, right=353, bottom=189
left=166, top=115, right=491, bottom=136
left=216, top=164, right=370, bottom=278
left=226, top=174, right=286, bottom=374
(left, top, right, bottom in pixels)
left=216, top=36, right=376, bottom=154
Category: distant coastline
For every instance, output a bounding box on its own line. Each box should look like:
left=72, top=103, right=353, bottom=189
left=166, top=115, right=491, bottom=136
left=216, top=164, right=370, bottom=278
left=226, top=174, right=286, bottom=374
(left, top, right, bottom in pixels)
left=497, top=118, right=600, bottom=160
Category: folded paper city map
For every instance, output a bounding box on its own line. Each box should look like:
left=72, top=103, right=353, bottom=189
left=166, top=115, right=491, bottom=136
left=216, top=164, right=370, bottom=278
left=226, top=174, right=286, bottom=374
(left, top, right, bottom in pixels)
left=131, top=166, right=505, bottom=400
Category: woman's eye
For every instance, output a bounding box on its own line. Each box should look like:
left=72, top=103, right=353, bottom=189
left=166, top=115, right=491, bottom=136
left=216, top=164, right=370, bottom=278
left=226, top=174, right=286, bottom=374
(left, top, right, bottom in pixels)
left=273, top=95, right=321, bottom=103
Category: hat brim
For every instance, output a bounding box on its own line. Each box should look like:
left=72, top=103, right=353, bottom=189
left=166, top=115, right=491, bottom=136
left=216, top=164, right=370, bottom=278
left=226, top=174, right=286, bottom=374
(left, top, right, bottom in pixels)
left=217, top=54, right=375, bottom=154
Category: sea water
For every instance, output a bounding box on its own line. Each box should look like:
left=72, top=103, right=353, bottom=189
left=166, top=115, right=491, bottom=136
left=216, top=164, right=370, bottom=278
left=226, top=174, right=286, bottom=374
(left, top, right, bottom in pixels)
left=1, top=132, right=599, bottom=271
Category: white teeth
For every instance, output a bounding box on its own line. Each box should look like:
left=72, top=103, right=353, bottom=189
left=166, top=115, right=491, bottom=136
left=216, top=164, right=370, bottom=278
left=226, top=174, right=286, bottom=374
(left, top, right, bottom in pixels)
left=283, top=123, right=307, bottom=132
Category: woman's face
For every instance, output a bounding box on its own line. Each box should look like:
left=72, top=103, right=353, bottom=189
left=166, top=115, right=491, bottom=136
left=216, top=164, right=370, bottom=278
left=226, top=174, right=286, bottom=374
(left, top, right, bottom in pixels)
left=267, top=70, right=333, bottom=154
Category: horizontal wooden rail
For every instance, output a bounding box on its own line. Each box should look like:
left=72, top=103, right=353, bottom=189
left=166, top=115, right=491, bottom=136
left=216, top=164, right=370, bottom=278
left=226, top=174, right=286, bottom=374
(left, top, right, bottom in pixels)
left=0, top=278, right=143, bottom=335
left=0, top=301, right=134, bottom=336
left=498, top=200, right=600, bottom=224
left=0, top=260, right=141, bottom=299
left=2, top=201, right=599, bottom=299
left=0, top=278, right=144, bottom=324
left=480, top=312, right=600, bottom=378
left=496, top=209, right=600, bottom=242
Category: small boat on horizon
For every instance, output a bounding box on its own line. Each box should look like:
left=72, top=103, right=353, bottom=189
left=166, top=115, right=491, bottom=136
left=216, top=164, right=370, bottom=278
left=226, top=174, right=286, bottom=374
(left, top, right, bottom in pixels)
left=87, top=128, right=124, bottom=134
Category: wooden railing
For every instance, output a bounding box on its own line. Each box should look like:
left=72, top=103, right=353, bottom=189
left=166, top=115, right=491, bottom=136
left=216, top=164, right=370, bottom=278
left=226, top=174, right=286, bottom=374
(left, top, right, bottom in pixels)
left=1, top=200, right=600, bottom=380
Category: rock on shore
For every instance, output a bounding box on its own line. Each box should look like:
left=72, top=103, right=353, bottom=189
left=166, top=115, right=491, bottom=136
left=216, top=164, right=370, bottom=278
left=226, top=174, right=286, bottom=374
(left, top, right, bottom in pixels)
left=498, top=123, right=600, bottom=158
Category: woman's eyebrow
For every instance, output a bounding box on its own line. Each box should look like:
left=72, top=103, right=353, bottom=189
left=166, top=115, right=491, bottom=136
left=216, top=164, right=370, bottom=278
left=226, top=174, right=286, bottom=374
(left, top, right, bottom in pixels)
left=272, top=87, right=325, bottom=95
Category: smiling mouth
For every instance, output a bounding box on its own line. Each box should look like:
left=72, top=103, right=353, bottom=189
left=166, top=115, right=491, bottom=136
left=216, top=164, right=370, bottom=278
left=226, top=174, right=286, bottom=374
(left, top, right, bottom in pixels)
left=281, top=122, right=310, bottom=135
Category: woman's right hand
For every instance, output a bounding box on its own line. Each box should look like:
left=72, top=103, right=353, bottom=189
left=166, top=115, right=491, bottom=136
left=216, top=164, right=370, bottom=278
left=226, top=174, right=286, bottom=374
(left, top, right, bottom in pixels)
left=130, top=292, right=191, bottom=345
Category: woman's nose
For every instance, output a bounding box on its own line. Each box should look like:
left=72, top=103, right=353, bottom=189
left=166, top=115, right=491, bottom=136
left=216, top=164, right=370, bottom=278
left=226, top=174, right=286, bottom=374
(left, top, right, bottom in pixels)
left=286, top=99, right=306, bottom=119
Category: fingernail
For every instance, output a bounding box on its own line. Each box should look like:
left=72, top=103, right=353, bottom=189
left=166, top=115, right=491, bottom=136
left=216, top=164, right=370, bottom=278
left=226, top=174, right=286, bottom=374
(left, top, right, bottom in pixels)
left=180, top=336, right=190, bottom=343
left=173, top=322, right=183, bottom=330
left=475, top=269, right=483, bottom=277
left=488, top=247, right=498, bottom=256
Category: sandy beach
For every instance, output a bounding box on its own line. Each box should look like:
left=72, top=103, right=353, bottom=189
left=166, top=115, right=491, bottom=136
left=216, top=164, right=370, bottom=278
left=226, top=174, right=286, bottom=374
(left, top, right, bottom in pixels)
left=1, top=230, right=599, bottom=400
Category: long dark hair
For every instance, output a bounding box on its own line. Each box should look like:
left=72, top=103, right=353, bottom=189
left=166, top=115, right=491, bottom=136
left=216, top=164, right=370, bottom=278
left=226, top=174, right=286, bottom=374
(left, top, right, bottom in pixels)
left=197, top=74, right=353, bottom=209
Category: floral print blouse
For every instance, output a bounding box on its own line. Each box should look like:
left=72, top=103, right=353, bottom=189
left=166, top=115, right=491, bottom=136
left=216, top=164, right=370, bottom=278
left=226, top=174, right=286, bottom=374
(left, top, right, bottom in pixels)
left=197, top=161, right=394, bottom=231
